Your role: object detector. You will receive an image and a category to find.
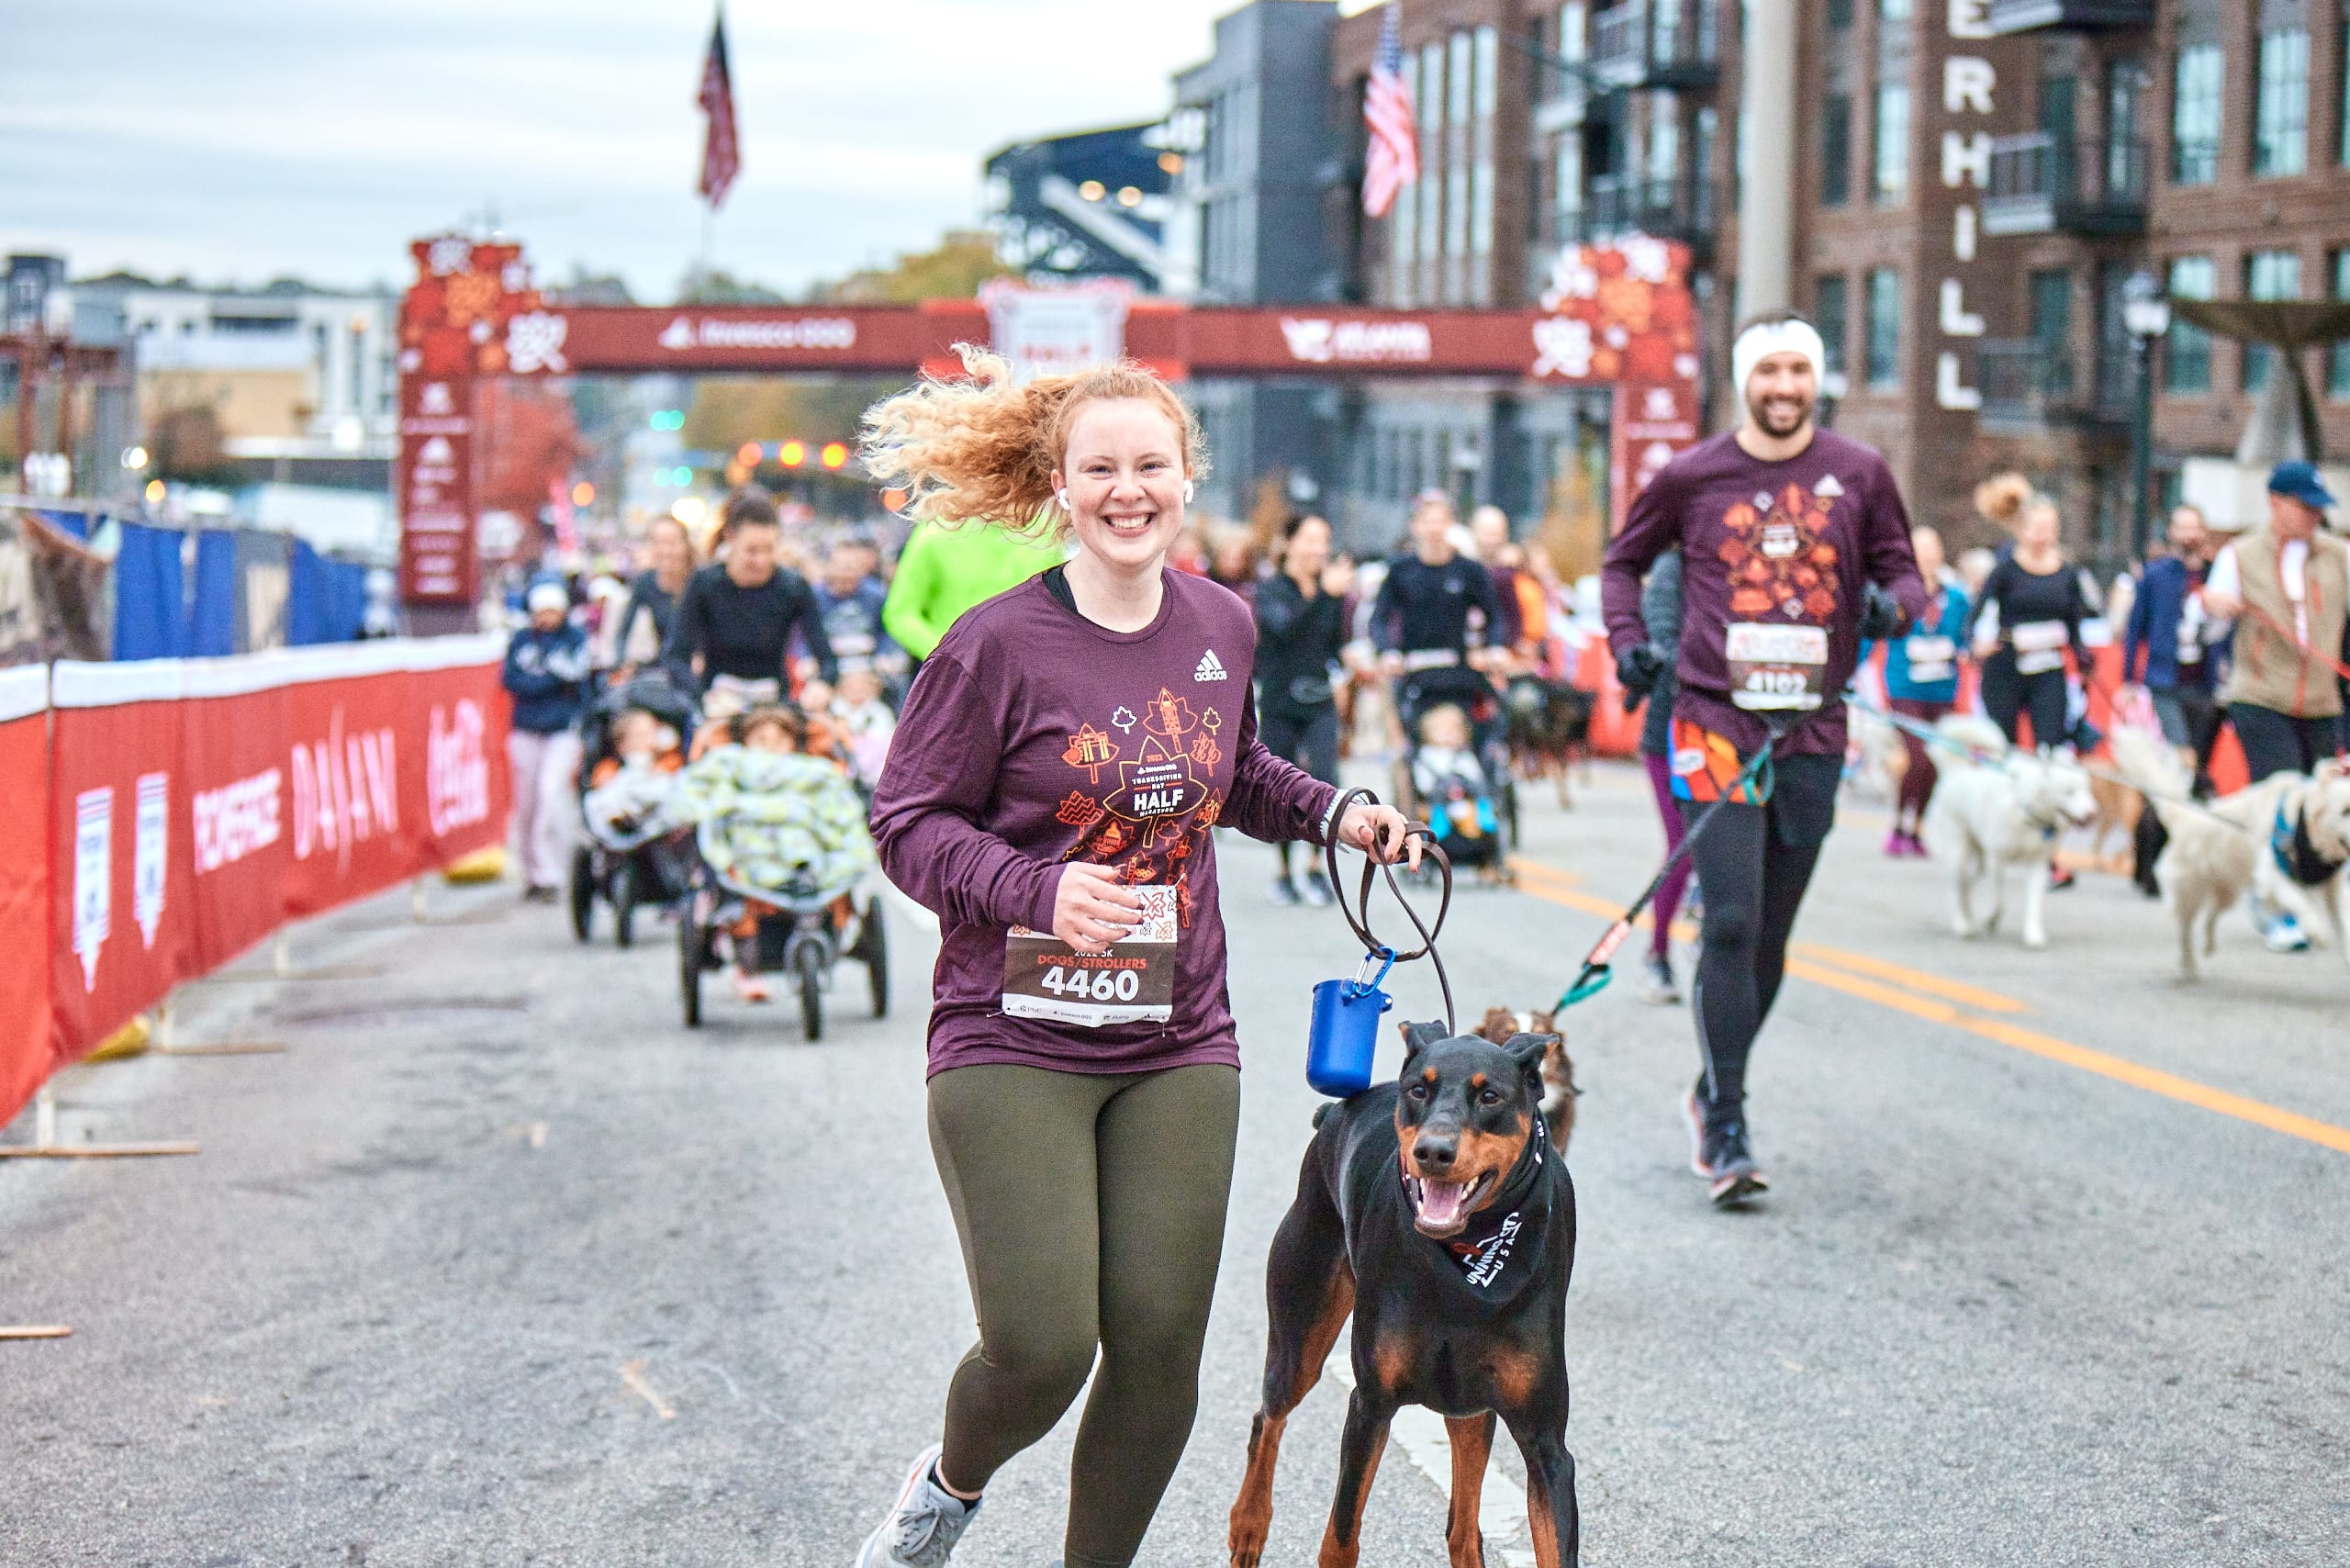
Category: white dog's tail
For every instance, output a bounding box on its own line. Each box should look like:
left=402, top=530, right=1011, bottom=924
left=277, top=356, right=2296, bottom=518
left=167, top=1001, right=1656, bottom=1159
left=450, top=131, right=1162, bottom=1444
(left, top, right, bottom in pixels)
left=1933, top=713, right=2010, bottom=768
left=2108, top=727, right=2190, bottom=829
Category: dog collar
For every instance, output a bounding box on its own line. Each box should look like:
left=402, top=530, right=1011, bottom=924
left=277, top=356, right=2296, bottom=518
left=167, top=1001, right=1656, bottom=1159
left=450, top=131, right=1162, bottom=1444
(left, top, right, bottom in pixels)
left=2273, top=801, right=2346, bottom=887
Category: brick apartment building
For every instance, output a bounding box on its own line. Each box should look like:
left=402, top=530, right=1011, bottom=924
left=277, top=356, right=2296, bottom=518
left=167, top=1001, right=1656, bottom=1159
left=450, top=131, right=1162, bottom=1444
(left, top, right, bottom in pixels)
left=1169, top=0, right=2350, bottom=566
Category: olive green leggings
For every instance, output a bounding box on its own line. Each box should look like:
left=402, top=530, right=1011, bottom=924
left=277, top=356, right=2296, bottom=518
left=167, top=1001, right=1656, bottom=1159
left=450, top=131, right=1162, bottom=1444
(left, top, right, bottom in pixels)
left=927, top=1061, right=1241, bottom=1568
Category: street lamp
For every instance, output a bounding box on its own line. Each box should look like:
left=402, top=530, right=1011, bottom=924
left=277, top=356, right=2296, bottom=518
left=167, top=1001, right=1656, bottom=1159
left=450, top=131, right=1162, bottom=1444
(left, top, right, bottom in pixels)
left=2122, top=269, right=2171, bottom=562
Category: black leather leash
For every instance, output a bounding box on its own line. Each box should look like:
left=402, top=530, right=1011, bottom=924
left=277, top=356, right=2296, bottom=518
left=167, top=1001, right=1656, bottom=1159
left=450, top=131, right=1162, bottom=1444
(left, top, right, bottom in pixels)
left=1324, top=786, right=1455, bottom=1036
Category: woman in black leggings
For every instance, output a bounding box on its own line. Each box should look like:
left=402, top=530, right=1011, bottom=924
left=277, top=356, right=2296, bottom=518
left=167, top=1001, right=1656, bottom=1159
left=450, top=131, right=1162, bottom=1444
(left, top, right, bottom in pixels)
left=1969, top=478, right=2089, bottom=752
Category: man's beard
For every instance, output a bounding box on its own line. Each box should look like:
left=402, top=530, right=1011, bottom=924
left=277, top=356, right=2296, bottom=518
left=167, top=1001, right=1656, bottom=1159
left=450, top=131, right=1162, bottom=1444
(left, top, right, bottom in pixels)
left=1747, top=390, right=1814, bottom=438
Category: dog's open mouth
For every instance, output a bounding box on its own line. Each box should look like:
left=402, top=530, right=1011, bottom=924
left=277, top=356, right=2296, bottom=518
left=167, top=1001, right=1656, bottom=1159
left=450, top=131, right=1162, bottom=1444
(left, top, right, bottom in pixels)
left=1404, top=1170, right=1495, bottom=1237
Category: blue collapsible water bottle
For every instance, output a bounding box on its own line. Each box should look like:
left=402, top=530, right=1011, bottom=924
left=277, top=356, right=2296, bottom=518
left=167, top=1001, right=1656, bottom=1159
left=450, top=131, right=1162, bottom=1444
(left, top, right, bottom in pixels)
left=1306, top=946, right=1395, bottom=1098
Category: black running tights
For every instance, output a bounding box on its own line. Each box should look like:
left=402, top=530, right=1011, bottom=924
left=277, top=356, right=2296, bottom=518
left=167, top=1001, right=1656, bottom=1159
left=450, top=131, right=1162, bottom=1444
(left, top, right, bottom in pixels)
left=1679, top=756, right=1837, bottom=1121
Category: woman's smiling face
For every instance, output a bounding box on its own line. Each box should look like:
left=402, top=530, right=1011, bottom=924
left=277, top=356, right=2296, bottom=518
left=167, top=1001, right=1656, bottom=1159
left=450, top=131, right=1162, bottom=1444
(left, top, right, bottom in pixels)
left=1054, top=398, right=1189, bottom=577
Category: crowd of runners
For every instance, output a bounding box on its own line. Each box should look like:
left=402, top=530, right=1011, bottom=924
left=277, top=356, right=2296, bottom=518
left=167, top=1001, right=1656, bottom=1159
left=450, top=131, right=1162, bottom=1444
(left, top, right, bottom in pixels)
left=482, top=315, right=2346, bottom=1568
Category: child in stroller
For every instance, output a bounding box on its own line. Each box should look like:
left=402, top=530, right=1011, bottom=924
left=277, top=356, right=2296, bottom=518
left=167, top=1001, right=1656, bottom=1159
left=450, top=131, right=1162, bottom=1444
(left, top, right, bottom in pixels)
left=1408, top=702, right=1509, bottom=884
left=672, top=704, right=878, bottom=1005
left=569, top=675, right=696, bottom=944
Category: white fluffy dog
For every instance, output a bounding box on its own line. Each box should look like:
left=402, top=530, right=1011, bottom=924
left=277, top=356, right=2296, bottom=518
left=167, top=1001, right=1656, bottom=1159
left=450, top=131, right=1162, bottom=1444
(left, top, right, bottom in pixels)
left=2109, top=729, right=2350, bottom=979
left=1924, top=715, right=2096, bottom=950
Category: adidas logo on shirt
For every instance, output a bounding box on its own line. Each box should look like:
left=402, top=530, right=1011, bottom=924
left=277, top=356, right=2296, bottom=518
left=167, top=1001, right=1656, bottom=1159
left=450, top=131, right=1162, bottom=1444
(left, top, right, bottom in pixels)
left=1193, top=649, right=1229, bottom=682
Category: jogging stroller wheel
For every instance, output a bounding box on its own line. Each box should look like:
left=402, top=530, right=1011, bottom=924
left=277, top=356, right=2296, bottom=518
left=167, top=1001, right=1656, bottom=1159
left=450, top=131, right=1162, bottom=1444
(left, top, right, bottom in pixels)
left=567, top=847, right=596, bottom=943
left=795, top=940, right=825, bottom=1041
left=677, top=899, right=703, bottom=1027
left=611, top=860, right=637, bottom=949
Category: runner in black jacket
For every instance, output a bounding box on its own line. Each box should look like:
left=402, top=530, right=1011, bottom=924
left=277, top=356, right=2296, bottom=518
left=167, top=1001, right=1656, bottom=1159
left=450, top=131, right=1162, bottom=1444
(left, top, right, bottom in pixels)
left=1254, top=514, right=1354, bottom=905
left=663, top=492, right=836, bottom=711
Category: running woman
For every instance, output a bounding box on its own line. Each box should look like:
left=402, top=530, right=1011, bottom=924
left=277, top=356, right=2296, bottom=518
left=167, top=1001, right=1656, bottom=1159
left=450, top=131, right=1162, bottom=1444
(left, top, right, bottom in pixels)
left=662, top=489, right=838, bottom=713
left=1601, top=310, right=1926, bottom=1205
left=1255, top=513, right=1355, bottom=906
left=856, top=351, right=1416, bottom=1568
left=1877, top=524, right=1969, bottom=856
left=1968, top=477, right=2091, bottom=756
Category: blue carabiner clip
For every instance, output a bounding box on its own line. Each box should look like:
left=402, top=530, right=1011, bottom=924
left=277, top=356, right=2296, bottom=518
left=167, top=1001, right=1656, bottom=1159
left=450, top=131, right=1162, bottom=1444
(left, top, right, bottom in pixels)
left=1345, top=945, right=1396, bottom=1001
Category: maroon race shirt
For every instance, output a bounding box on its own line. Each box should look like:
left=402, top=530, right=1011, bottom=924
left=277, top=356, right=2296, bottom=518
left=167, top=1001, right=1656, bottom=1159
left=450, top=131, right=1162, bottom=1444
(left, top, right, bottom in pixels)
left=1601, top=428, right=1927, bottom=757
left=870, top=570, right=1339, bottom=1078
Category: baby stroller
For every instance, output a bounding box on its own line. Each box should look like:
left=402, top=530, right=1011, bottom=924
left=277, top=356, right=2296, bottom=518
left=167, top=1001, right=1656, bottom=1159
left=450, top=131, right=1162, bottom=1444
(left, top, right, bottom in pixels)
left=568, top=673, right=697, bottom=948
left=672, top=748, right=888, bottom=1038
left=1391, top=680, right=1520, bottom=867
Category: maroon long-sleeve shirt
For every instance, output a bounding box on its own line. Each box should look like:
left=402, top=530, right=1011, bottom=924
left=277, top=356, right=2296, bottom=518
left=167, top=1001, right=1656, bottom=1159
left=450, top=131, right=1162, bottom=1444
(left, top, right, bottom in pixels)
left=871, top=570, right=1339, bottom=1078
left=1601, top=429, right=1928, bottom=757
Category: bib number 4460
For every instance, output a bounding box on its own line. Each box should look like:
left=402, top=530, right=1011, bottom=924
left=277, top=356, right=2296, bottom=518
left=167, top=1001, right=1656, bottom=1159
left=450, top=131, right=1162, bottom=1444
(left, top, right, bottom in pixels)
left=1037, top=964, right=1144, bottom=1002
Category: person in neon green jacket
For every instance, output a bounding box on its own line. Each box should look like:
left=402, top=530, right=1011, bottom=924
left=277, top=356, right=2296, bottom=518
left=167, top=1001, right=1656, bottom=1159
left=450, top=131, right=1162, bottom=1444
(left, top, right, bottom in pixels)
left=881, top=517, right=1063, bottom=660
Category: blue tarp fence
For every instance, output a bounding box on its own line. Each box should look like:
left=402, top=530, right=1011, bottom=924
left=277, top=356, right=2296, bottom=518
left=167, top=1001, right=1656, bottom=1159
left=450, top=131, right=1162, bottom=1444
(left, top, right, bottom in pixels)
left=110, top=522, right=372, bottom=660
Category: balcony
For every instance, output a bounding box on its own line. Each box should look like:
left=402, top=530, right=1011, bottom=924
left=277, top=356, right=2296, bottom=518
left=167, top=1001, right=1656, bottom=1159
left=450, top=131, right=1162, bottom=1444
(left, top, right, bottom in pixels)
left=1590, top=3, right=1718, bottom=93
left=1981, top=134, right=2148, bottom=236
left=1982, top=0, right=2154, bottom=34
left=1562, top=173, right=1715, bottom=253
left=1533, top=68, right=1589, bottom=134
left=1975, top=339, right=2129, bottom=430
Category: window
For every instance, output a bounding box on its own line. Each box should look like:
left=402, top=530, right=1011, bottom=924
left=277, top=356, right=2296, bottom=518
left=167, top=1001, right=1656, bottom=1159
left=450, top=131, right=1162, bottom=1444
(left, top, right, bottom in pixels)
left=1828, top=0, right=1853, bottom=25
left=2254, top=27, right=2311, bottom=176
left=2171, top=45, right=2221, bottom=184
left=1694, top=105, right=1718, bottom=229
left=1446, top=30, right=1473, bottom=300
left=1389, top=57, right=1418, bottom=306
left=2165, top=254, right=2215, bottom=395
left=1879, top=0, right=1912, bottom=20
left=1555, top=134, right=1583, bottom=238
left=1874, top=84, right=1909, bottom=204
left=1814, top=274, right=1850, bottom=383
left=1418, top=42, right=1444, bottom=297
left=2244, top=249, right=2302, bottom=392
left=1648, top=91, right=1680, bottom=185
left=2331, top=251, right=2350, bottom=398
left=1821, top=94, right=1852, bottom=207
left=2028, top=270, right=2074, bottom=395
left=1472, top=26, right=1497, bottom=300
left=1865, top=267, right=1901, bottom=388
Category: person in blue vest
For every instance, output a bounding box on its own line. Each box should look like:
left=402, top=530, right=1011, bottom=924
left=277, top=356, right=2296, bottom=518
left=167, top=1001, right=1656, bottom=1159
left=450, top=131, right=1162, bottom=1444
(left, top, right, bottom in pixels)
left=502, top=578, right=591, bottom=901
left=1876, top=524, right=1970, bottom=857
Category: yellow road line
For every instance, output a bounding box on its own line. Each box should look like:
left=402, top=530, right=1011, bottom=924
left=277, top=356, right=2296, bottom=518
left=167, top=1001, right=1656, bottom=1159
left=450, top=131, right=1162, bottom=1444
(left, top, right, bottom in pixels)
left=1515, top=873, right=2350, bottom=1157
left=1786, top=943, right=2028, bottom=1014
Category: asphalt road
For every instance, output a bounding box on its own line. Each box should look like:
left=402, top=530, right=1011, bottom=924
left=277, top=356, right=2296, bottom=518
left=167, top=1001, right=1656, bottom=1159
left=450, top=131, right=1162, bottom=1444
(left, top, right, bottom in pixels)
left=5, top=758, right=2348, bottom=1567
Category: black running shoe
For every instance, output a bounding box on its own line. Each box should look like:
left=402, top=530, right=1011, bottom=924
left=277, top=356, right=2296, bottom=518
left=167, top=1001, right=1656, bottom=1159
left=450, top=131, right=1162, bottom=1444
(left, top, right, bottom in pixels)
left=1270, top=874, right=1302, bottom=907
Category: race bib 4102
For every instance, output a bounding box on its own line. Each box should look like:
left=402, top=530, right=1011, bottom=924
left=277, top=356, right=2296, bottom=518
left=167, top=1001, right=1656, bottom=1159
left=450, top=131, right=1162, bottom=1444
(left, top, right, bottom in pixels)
left=1726, top=622, right=1829, bottom=711
left=1003, top=883, right=1180, bottom=1026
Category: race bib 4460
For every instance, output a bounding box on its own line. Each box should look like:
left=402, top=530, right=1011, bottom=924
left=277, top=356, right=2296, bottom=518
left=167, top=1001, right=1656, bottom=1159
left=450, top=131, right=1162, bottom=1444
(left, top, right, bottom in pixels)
left=1003, top=883, right=1180, bottom=1026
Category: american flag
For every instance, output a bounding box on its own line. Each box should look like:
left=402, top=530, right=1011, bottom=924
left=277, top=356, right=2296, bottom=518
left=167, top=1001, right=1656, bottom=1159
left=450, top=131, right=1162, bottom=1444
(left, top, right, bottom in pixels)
left=1360, top=6, right=1419, bottom=218
left=697, top=11, right=740, bottom=208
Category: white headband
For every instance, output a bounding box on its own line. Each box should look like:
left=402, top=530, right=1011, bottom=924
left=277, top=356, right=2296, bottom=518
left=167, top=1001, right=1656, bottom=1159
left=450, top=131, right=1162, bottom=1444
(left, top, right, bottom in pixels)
left=1732, top=319, right=1827, bottom=399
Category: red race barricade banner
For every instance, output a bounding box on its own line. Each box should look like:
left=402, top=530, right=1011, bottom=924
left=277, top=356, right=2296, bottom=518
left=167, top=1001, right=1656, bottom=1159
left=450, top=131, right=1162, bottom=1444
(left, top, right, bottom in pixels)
left=38, top=638, right=509, bottom=1094
left=0, top=666, right=51, bottom=1126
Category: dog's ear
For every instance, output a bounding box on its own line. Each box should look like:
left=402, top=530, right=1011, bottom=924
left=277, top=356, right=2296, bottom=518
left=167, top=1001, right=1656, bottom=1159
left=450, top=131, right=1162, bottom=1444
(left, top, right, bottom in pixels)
left=1502, top=1032, right=1555, bottom=1086
left=1399, top=1020, right=1448, bottom=1059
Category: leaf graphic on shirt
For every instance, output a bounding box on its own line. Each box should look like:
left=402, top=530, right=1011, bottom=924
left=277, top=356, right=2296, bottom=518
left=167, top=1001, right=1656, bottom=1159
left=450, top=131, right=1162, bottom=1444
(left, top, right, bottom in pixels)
left=1056, top=791, right=1105, bottom=828
left=1111, top=706, right=1138, bottom=733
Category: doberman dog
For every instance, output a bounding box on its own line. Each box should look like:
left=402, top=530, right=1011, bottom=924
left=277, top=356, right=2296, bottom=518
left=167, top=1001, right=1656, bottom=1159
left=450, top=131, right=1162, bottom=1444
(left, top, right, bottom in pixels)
left=1229, top=1021, right=1579, bottom=1568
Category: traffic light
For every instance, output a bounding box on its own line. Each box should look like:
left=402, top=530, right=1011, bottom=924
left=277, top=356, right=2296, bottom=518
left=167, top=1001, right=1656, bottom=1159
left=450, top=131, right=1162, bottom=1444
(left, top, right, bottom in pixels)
left=820, top=442, right=849, bottom=470
left=649, top=409, right=685, bottom=431
left=779, top=440, right=806, bottom=468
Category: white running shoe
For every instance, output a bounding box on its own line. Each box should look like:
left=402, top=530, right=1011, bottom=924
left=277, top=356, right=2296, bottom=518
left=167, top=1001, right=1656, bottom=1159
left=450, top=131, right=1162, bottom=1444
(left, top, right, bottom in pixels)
left=856, top=1444, right=979, bottom=1568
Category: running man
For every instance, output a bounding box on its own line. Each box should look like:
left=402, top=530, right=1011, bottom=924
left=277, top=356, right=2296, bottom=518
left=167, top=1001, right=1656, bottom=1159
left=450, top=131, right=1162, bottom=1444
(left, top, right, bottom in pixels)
left=1601, top=310, right=1927, bottom=1205
left=1371, top=490, right=1509, bottom=746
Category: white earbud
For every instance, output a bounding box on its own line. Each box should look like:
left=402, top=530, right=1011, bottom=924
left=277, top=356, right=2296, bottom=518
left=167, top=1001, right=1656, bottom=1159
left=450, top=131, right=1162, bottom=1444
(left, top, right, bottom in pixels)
left=1182, top=479, right=1195, bottom=505
left=1056, top=487, right=1071, bottom=511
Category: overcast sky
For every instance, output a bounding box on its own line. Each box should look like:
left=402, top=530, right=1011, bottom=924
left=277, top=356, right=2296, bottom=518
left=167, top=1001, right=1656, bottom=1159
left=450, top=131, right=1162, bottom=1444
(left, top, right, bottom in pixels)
left=3, top=0, right=1371, bottom=300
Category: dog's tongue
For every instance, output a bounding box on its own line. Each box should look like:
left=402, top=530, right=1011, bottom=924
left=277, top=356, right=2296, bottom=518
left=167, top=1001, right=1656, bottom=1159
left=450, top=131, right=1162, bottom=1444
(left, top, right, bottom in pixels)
left=1417, top=1179, right=1470, bottom=1227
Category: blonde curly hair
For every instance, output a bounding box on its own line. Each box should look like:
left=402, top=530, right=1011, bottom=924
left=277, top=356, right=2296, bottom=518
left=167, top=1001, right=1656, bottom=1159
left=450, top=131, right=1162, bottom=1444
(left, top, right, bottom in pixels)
left=1974, top=471, right=2033, bottom=530
left=859, top=346, right=1207, bottom=535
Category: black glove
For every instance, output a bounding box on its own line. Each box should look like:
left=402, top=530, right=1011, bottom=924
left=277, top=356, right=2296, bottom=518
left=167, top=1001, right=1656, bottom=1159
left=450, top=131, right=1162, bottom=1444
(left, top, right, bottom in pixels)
left=1616, top=643, right=1666, bottom=700
left=1858, top=581, right=1906, bottom=642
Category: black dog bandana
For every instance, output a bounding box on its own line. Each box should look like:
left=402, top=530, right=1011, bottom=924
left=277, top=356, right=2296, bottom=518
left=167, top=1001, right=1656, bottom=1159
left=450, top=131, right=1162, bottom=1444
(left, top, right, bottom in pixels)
left=1422, top=1114, right=1550, bottom=1295
left=2273, top=803, right=2347, bottom=888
